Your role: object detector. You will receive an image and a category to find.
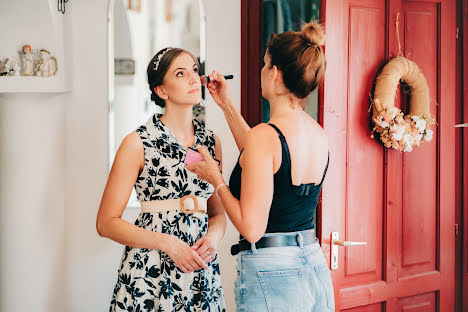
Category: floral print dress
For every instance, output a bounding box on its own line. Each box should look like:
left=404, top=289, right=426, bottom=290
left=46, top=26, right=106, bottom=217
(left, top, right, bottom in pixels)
left=109, top=114, right=225, bottom=312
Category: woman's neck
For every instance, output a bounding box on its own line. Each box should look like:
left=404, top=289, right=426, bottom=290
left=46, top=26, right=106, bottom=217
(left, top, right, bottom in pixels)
left=160, top=104, right=194, bottom=148
left=268, top=95, right=304, bottom=121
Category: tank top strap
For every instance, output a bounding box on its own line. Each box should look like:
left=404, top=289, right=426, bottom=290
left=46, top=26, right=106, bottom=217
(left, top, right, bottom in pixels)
left=318, top=153, right=330, bottom=185
left=267, top=123, right=293, bottom=184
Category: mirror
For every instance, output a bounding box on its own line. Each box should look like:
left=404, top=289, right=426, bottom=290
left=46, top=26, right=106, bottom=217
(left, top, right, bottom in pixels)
left=262, top=0, right=320, bottom=122
left=108, top=0, right=206, bottom=208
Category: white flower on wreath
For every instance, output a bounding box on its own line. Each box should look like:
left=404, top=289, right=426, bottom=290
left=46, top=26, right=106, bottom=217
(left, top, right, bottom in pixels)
left=424, top=129, right=433, bottom=142
left=416, top=120, right=426, bottom=132
left=414, top=133, right=423, bottom=142
left=411, top=115, right=427, bottom=132
left=390, top=125, right=406, bottom=141
left=403, top=134, right=414, bottom=152
left=389, top=107, right=399, bottom=119
left=377, top=119, right=390, bottom=128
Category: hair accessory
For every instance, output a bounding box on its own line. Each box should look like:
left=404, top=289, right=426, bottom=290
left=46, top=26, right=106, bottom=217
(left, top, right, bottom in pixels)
left=153, top=48, right=173, bottom=71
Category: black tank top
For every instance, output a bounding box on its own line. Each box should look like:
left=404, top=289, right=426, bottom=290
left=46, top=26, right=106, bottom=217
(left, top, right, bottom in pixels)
left=228, top=123, right=329, bottom=233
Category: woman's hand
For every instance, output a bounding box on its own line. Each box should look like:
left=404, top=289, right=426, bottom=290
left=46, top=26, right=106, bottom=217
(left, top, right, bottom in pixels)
left=186, top=145, right=224, bottom=188
left=206, top=70, right=233, bottom=110
left=164, top=236, right=208, bottom=273
left=192, top=233, right=220, bottom=264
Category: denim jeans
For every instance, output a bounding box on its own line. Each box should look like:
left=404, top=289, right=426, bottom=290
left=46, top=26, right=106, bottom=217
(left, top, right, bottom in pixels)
left=234, top=232, right=335, bottom=312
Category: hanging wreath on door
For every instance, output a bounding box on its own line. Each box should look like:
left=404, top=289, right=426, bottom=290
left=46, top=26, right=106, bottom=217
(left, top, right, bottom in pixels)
left=370, top=14, right=435, bottom=152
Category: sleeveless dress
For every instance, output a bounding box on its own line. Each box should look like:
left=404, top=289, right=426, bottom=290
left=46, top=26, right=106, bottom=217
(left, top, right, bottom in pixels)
left=109, top=114, right=226, bottom=312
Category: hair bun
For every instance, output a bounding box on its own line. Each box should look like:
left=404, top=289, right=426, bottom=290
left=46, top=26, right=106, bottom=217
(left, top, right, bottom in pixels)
left=301, top=21, right=325, bottom=46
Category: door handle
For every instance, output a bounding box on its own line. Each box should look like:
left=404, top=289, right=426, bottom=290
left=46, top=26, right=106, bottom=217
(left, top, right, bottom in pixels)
left=330, top=232, right=366, bottom=270
left=455, top=123, right=468, bottom=127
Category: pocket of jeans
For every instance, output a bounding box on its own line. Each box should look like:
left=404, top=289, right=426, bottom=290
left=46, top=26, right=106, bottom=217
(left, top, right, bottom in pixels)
left=257, top=269, right=305, bottom=312
left=314, top=265, right=335, bottom=311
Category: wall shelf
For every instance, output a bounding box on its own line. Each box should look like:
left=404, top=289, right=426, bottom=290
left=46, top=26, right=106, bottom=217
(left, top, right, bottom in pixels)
left=0, top=76, right=70, bottom=93
left=0, top=0, right=71, bottom=94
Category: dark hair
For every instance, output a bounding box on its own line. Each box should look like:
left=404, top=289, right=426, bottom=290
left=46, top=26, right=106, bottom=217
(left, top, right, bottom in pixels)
left=147, top=47, right=199, bottom=107
left=267, top=21, right=326, bottom=108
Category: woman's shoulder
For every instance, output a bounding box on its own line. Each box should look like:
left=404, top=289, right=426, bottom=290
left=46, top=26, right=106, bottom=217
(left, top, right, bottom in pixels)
left=244, top=123, right=281, bottom=149
left=249, top=123, right=278, bottom=137
left=122, top=131, right=145, bottom=152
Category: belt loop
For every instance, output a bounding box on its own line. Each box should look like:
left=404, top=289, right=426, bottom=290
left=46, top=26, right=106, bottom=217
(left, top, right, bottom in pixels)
left=296, top=232, right=304, bottom=249
left=250, top=242, right=257, bottom=253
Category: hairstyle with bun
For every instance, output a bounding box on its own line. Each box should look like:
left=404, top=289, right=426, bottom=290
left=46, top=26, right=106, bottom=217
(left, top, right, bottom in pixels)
left=147, top=48, right=199, bottom=108
left=266, top=21, right=326, bottom=108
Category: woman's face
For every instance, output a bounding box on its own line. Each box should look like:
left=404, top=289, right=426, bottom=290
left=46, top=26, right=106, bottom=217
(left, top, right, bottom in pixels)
left=158, top=53, right=201, bottom=107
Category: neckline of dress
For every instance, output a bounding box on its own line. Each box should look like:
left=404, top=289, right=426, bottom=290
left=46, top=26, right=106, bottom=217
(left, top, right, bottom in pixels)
left=153, top=114, right=201, bottom=152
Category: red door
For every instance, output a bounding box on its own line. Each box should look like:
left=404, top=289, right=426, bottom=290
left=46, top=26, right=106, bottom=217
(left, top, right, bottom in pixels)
left=321, top=0, right=457, bottom=311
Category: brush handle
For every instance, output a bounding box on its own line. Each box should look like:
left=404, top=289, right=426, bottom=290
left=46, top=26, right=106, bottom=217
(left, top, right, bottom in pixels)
left=203, top=75, right=234, bottom=84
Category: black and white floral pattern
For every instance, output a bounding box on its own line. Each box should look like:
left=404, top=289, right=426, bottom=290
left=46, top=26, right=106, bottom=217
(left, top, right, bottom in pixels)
left=109, top=114, right=225, bottom=312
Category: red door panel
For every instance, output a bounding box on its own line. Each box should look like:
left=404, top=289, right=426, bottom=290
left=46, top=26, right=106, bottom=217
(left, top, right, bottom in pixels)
left=400, top=2, right=438, bottom=277
left=397, top=292, right=436, bottom=312
left=346, top=4, right=385, bottom=283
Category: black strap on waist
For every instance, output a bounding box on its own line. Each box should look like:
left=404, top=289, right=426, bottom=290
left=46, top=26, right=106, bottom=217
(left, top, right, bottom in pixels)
left=230, top=231, right=317, bottom=256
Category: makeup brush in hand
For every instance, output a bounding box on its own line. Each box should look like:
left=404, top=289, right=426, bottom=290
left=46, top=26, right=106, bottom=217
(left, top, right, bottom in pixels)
left=200, top=74, right=234, bottom=85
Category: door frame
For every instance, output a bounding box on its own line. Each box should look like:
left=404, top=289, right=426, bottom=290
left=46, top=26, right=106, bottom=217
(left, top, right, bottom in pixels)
left=458, top=0, right=468, bottom=309
left=241, top=0, right=262, bottom=128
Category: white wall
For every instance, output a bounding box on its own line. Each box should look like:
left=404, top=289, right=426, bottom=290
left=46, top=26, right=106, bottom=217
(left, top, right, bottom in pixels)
left=0, top=1, right=241, bottom=311
left=0, top=94, right=66, bottom=311
left=204, top=1, right=241, bottom=310
left=0, top=1, right=69, bottom=311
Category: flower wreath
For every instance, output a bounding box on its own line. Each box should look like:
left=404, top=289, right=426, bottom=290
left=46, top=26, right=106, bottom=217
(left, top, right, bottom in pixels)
left=371, top=57, right=435, bottom=152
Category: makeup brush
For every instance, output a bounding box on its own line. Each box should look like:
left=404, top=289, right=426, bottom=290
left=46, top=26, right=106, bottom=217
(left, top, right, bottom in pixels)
left=200, top=74, right=234, bottom=85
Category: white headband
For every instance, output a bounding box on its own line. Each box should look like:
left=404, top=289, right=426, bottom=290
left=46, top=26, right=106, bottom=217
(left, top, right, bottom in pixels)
left=153, top=48, right=173, bottom=72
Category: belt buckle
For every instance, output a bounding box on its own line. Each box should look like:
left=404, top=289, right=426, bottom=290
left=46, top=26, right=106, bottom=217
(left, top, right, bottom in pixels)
left=179, top=195, right=200, bottom=214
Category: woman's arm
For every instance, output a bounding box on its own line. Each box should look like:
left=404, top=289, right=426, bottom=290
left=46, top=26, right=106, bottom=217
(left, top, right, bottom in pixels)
left=206, top=71, right=251, bottom=151
left=96, top=132, right=171, bottom=249
left=192, top=135, right=226, bottom=262
left=219, top=99, right=251, bottom=151
left=206, top=134, right=226, bottom=240
left=187, top=124, right=276, bottom=243
left=96, top=132, right=207, bottom=272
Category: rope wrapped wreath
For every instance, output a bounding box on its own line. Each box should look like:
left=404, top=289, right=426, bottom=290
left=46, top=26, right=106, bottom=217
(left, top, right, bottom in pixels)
left=370, top=14, right=435, bottom=152
left=371, top=57, right=435, bottom=152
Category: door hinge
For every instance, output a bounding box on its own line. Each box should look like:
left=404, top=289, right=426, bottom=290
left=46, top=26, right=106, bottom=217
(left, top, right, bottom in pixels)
left=456, top=27, right=460, bottom=39
left=455, top=224, right=459, bottom=237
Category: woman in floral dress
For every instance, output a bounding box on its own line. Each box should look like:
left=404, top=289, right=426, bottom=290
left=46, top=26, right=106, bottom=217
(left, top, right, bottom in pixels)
left=97, top=47, right=226, bottom=312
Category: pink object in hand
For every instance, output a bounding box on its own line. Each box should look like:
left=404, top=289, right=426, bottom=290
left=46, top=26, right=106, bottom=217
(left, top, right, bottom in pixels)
left=184, top=147, right=205, bottom=166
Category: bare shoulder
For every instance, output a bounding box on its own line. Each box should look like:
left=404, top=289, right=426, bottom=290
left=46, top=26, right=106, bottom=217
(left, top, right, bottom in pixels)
left=121, top=132, right=144, bottom=152
left=246, top=123, right=278, bottom=146
left=113, top=132, right=145, bottom=169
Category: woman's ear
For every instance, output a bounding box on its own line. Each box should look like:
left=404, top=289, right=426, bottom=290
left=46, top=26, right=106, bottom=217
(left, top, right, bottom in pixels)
left=271, top=65, right=284, bottom=88
left=155, top=85, right=168, bottom=100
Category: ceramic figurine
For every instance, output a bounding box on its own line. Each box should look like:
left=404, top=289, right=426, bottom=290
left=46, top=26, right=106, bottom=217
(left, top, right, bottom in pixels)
left=35, top=49, right=57, bottom=77
left=21, top=45, right=35, bottom=76
left=0, top=58, right=11, bottom=76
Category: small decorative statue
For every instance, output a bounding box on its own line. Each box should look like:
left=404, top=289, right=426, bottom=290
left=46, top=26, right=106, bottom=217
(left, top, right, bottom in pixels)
left=0, top=58, right=20, bottom=76
left=0, top=59, right=12, bottom=76
left=12, top=62, right=21, bottom=76
left=21, top=44, right=35, bottom=76
left=35, top=49, right=57, bottom=77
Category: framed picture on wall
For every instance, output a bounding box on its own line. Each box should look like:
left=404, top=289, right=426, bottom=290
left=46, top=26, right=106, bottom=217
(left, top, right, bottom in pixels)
left=115, top=58, right=135, bottom=75
left=128, top=0, right=141, bottom=12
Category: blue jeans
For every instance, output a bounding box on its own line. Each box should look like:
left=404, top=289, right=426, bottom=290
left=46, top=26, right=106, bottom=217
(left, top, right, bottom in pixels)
left=234, top=232, right=335, bottom=312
